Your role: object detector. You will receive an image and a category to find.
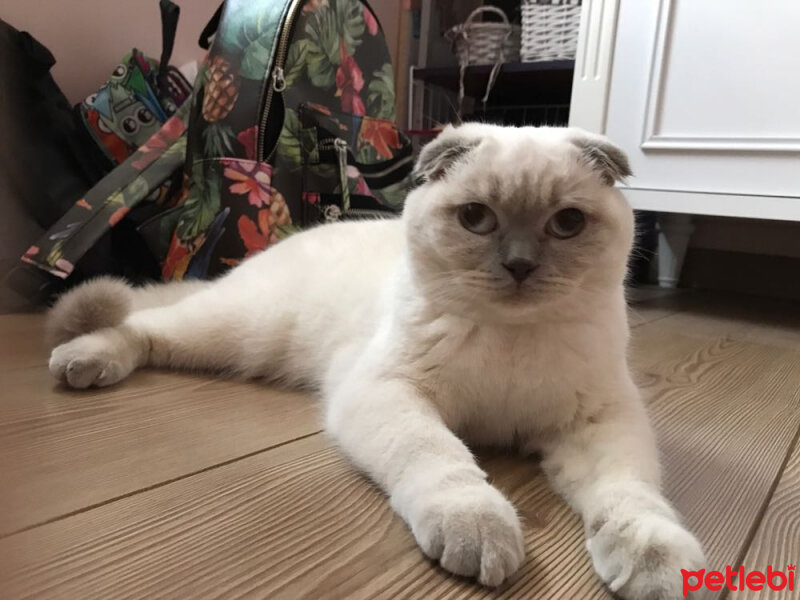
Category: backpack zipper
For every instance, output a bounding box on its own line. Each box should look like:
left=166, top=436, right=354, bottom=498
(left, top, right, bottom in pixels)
left=323, top=205, right=342, bottom=223
left=316, top=138, right=400, bottom=223
left=318, top=138, right=351, bottom=209
left=258, top=0, right=303, bottom=161
left=334, top=138, right=350, bottom=211
left=317, top=138, right=413, bottom=179
left=323, top=205, right=392, bottom=223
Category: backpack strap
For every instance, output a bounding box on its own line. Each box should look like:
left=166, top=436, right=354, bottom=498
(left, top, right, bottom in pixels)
left=198, top=3, right=224, bottom=50
left=157, top=0, right=181, bottom=98
left=19, top=100, right=191, bottom=281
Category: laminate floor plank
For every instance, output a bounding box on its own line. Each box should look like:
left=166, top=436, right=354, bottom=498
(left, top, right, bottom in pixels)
left=4, top=295, right=800, bottom=598
left=0, top=313, right=48, bottom=372
left=733, top=428, right=800, bottom=599
left=639, top=292, right=800, bottom=349
left=629, top=317, right=800, bottom=597
left=0, top=316, right=321, bottom=535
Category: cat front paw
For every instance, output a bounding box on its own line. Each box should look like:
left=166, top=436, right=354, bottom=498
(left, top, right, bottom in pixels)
left=49, top=331, right=137, bottom=389
left=588, top=512, right=706, bottom=600
left=410, top=482, right=525, bottom=587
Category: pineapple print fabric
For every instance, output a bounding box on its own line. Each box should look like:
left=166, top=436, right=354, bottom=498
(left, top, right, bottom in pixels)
left=20, top=50, right=192, bottom=280
left=162, top=0, right=409, bottom=281
left=22, top=0, right=410, bottom=284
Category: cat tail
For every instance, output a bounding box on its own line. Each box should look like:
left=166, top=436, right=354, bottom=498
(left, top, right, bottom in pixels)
left=46, top=276, right=209, bottom=348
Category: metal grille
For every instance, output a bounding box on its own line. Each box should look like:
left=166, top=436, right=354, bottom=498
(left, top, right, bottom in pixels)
left=467, top=102, right=570, bottom=126
left=408, top=79, right=461, bottom=130
left=409, top=79, right=569, bottom=130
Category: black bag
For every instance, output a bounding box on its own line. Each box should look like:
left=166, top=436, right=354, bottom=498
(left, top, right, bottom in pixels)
left=0, top=19, right=102, bottom=309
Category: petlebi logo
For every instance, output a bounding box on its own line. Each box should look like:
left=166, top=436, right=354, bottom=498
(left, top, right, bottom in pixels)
left=682, top=564, right=796, bottom=596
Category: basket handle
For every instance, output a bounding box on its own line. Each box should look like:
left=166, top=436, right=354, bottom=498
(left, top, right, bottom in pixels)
left=463, top=5, right=511, bottom=28
left=452, top=6, right=514, bottom=120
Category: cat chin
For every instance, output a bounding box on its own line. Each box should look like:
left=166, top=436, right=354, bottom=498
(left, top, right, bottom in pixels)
left=433, top=292, right=557, bottom=325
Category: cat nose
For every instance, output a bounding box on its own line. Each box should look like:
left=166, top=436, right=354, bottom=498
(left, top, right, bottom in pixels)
left=502, top=258, right=538, bottom=283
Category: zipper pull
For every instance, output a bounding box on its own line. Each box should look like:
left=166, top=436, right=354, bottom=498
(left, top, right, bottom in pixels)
left=323, top=204, right=342, bottom=223
left=272, top=66, right=286, bottom=92
left=333, top=138, right=350, bottom=212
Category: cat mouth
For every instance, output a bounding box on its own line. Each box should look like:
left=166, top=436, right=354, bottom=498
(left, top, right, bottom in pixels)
left=502, top=283, right=534, bottom=303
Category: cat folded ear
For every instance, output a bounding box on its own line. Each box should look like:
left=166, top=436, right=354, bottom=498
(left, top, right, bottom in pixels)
left=570, top=130, right=632, bottom=186
left=412, top=126, right=481, bottom=186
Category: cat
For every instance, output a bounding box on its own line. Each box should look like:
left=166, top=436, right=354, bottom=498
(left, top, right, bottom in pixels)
left=47, top=124, right=705, bottom=599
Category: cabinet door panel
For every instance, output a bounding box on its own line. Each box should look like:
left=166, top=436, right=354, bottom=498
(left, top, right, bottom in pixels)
left=605, top=0, right=800, bottom=201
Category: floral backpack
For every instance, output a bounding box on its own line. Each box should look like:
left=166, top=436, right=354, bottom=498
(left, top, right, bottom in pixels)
left=21, top=0, right=411, bottom=286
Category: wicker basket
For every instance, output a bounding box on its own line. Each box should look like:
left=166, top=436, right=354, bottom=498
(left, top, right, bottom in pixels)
left=445, top=6, right=521, bottom=67
left=521, top=0, right=582, bottom=63
left=445, top=6, right=520, bottom=115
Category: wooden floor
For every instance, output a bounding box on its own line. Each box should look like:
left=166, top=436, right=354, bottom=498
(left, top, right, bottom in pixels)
left=2, top=289, right=799, bottom=599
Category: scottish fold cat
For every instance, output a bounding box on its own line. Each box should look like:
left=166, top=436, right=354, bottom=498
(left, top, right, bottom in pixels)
left=48, top=124, right=705, bottom=599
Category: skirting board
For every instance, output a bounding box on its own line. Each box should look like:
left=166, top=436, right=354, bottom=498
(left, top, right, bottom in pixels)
left=621, top=188, right=800, bottom=222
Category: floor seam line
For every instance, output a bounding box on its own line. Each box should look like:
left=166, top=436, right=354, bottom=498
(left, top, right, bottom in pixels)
left=629, top=307, right=687, bottom=330
left=0, top=429, right=324, bottom=540
left=719, top=420, right=800, bottom=600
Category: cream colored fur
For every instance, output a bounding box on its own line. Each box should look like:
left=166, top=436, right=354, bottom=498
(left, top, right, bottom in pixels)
left=48, top=124, right=704, bottom=598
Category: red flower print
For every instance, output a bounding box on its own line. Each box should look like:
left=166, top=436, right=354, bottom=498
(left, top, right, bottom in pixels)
left=336, top=41, right=365, bottom=116
left=237, top=126, right=258, bottom=160
left=307, top=103, right=332, bottom=116
left=238, top=209, right=276, bottom=257
left=162, top=232, right=190, bottom=280
left=222, top=160, right=273, bottom=207
left=302, top=0, right=327, bottom=15
left=55, top=259, right=74, bottom=278
left=108, top=206, right=130, bottom=226
left=132, top=115, right=185, bottom=170
left=160, top=114, right=187, bottom=142
left=24, top=245, right=39, bottom=257
left=76, top=199, right=91, bottom=210
left=359, top=118, right=402, bottom=159
left=302, top=192, right=321, bottom=205
left=237, top=190, right=291, bottom=257
left=364, top=6, right=379, bottom=35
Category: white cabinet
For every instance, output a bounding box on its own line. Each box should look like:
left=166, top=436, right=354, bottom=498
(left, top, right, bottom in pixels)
left=570, top=0, right=800, bottom=284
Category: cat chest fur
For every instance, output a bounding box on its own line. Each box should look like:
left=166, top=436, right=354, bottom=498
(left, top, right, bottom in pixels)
left=404, top=320, right=592, bottom=445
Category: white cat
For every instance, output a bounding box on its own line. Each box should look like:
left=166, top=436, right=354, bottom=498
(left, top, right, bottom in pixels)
left=48, top=124, right=705, bottom=598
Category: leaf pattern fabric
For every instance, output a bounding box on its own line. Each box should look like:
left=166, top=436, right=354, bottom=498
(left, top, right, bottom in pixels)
left=23, top=0, right=410, bottom=285
left=159, top=0, right=409, bottom=282
left=22, top=105, right=190, bottom=279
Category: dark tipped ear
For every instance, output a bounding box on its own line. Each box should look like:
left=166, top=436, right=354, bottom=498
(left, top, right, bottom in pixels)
left=412, top=130, right=481, bottom=186
left=571, top=132, right=632, bottom=185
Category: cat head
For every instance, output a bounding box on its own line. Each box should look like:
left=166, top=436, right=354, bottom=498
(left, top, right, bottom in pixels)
left=402, top=124, right=634, bottom=323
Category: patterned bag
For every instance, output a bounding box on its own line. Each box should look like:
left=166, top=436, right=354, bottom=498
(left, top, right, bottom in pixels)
left=22, top=0, right=411, bottom=285
left=5, top=1, right=190, bottom=304
left=16, top=0, right=192, bottom=290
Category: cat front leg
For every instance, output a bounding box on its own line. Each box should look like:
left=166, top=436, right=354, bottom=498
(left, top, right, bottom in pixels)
left=326, top=376, right=525, bottom=586
left=540, top=389, right=705, bottom=600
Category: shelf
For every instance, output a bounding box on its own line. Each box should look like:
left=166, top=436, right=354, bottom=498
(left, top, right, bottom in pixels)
left=412, top=60, right=574, bottom=89
left=411, top=60, right=574, bottom=107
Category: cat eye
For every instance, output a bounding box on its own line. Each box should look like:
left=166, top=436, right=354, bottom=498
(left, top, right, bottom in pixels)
left=457, top=203, right=497, bottom=235
left=547, top=208, right=586, bottom=239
